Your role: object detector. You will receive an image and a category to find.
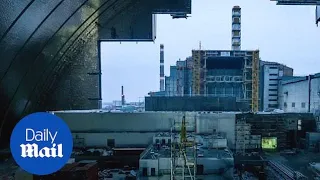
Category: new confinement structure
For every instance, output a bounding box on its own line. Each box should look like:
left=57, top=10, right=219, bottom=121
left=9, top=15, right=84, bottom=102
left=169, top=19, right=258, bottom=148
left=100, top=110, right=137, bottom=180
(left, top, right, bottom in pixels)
left=192, top=50, right=260, bottom=112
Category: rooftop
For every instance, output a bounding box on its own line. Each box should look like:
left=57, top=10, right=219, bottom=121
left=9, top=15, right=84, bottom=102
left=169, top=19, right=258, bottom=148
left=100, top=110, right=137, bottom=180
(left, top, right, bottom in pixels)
left=141, top=144, right=233, bottom=160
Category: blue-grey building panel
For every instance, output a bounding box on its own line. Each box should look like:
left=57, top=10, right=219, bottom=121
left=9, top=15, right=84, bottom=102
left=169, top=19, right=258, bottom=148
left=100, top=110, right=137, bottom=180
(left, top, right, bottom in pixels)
left=145, top=96, right=250, bottom=112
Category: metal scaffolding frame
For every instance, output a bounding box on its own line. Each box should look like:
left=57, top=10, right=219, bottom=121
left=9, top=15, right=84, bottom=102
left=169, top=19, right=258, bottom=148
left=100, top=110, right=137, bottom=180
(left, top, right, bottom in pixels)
left=252, top=50, right=260, bottom=112
left=170, top=114, right=196, bottom=180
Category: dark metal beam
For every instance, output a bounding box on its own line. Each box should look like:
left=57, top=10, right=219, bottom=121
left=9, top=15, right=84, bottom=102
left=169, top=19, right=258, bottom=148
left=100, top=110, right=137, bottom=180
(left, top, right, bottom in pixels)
left=271, top=0, right=320, bottom=5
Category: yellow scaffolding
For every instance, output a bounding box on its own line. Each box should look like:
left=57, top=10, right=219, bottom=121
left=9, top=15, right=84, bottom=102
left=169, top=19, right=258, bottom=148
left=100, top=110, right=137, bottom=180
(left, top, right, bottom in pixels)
left=252, top=50, right=259, bottom=112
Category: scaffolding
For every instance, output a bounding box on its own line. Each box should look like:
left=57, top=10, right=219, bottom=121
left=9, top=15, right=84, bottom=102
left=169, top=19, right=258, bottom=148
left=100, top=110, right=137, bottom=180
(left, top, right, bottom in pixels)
left=252, top=50, right=259, bottom=112
left=192, top=50, right=201, bottom=96
left=171, top=114, right=196, bottom=180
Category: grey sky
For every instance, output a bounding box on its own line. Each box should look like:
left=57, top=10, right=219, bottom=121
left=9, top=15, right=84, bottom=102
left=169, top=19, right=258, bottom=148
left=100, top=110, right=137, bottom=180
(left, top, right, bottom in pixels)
left=101, top=0, right=320, bottom=103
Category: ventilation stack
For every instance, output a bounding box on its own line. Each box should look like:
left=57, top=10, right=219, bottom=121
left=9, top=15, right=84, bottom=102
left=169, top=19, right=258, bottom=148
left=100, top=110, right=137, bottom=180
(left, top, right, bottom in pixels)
left=121, top=86, right=125, bottom=106
left=160, top=44, right=165, bottom=91
left=232, top=6, right=241, bottom=51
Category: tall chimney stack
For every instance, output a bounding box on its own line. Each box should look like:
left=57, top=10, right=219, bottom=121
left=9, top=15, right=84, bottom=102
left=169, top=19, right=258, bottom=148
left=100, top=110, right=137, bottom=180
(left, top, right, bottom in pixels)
left=121, top=85, right=125, bottom=105
left=232, top=6, right=241, bottom=51
left=160, top=44, right=165, bottom=91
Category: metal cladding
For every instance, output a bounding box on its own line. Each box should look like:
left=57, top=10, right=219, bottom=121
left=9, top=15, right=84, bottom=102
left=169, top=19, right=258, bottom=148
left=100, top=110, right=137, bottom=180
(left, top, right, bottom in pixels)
left=160, top=44, right=165, bottom=91
left=232, top=6, right=241, bottom=50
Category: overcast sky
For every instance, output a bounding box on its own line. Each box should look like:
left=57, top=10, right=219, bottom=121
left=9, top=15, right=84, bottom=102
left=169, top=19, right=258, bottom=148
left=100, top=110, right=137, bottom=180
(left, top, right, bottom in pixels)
left=101, top=0, right=320, bottom=103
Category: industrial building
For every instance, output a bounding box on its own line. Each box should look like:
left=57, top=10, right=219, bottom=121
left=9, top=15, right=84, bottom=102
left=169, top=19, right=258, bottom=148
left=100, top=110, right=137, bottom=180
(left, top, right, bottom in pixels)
left=278, top=73, right=320, bottom=115
left=139, top=133, right=234, bottom=178
left=259, top=61, right=294, bottom=111
left=277, top=73, right=320, bottom=132
left=147, top=50, right=260, bottom=112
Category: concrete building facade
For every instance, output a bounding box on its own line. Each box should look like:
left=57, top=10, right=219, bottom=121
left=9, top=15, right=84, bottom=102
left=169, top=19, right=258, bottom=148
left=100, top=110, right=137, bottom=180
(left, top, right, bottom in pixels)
left=278, top=73, right=320, bottom=114
left=259, top=61, right=293, bottom=111
left=165, top=66, right=178, bottom=96
left=163, top=57, right=193, bottom=97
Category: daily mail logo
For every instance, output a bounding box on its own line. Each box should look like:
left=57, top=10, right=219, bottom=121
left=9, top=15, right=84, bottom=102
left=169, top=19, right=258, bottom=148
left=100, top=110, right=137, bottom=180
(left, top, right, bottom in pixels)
left=20, top=129, right=63, bottom=158
left=10, top=112, right=73, bottom=175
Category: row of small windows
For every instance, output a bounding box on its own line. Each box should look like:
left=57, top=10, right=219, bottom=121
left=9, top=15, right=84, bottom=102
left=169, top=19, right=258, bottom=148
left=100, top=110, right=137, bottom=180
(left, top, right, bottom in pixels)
left=284, top=102, right=306, bottom=108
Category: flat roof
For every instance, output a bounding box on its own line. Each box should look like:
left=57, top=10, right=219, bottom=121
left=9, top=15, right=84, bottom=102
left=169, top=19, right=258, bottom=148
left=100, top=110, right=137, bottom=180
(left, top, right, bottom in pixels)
left=141, top=144, right=233, bottom=160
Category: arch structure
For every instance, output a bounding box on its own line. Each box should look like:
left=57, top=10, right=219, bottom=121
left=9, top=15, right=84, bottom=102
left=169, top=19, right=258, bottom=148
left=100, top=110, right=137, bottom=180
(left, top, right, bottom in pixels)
left=0, top=0, right=191, bottom=147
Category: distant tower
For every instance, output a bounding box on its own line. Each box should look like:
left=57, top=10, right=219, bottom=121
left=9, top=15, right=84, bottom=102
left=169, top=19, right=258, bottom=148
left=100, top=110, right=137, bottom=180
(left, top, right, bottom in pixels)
left=121, top=86, right=125, bottom=105
left=232, top=6, right=241, bottom=50
left=160, top=44, right=165, bottom=91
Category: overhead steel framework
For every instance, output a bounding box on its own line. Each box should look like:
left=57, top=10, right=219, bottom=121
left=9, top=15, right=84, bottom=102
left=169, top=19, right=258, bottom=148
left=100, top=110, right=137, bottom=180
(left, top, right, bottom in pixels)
left=271, top=0, right=320, bottom=25
left=271, top=0, right=320, bottom=5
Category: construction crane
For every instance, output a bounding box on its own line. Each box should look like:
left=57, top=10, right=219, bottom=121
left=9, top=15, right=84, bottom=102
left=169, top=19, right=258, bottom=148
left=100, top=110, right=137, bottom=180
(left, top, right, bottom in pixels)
left=271, top=0, right=320, bottom=25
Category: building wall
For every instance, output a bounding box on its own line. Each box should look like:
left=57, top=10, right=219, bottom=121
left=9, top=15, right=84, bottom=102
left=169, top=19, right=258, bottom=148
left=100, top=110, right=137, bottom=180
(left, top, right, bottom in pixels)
left=165, top=66, right=177, bottom=96
left=139, top=159, right=159, bottom=176
left=176, top=60, right=185, bottom=96
left=54, top=111, right=236, bottom=148
left=263, top=65, right=280, bottom=110
left=197, top=158, right=234, bottom=174
left=306, top=132, right=320, bottom=151
left=72, top=132, right=155, bottom=148
left=159, top=158, right=171, bottom=174
left=310, top=76, right=320, bottom=114
left=261, top=63, right=293, bottom=111
left=279, top=75, right=320, bottom=114
left=145, top=96, right=249, bottom=112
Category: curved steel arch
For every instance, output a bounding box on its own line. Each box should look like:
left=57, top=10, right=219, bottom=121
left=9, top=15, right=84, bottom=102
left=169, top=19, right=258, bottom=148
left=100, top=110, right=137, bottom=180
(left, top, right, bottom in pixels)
left=0, top=0, right=137, bottom=146
left=0, top=0, right=191, bottom=147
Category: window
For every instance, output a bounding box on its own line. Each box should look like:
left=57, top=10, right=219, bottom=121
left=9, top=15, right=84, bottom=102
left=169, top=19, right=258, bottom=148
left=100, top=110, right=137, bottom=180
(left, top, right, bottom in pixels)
left=269, top=79, right=279, bottom=81
left=269, top=99, right=278, bottom=101
left=301, top=102, right=306, bottom=108
left=107, top=139, right=115, bottom=147
left=268, top=104, right=278, bottom=108
left=269, top=94, right=277, bottom=96
left=161, top=139, right=166, bottom=145
left=151, top=168, right=156, bottom=176
left=142, top=168, right=148, bottom=176
left=292, top=102, right=295, bottom=107
left=270, top=74, right=278, bottom=76
left=269, top=67, right=278, bottom=69
left=284, top=102, right=287, bottom=107
left=269, top=89, right=277, bottom=91
left=269, top=84, right=277, bottom=86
